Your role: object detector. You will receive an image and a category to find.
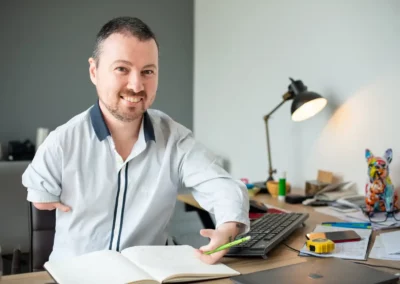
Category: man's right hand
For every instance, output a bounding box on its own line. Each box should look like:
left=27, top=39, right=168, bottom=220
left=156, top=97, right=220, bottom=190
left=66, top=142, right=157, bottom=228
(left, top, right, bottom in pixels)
left=33, top=202, right=71, bottom=212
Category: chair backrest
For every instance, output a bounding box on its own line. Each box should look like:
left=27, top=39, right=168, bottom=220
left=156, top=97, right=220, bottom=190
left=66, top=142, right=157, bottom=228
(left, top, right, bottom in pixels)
left=28, top=202, right=55, bottom=272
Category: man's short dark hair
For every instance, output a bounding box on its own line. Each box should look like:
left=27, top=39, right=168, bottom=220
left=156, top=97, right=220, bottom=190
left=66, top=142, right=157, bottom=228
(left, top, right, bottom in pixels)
left=92, top=16, right=158, bottom=66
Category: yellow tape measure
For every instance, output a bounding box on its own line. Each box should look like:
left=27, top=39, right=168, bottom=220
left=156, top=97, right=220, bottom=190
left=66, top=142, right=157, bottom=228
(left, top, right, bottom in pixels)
left=306, top=238, right=335, bottom=254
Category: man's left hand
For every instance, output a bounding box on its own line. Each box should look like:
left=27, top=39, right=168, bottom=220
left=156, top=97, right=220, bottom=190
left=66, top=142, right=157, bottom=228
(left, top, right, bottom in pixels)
left=194, top=222, right=245, bottom=264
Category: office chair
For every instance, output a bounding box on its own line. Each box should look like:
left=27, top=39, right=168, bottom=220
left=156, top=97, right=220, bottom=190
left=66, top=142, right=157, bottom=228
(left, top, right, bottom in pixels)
left=28, top=202, right=56, bottom=272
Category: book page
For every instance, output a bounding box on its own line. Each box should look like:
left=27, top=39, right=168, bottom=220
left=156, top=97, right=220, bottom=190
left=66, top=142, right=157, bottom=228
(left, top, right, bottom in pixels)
left=121, top=245, right=240, bottom=283
left=299, top=225, right=371, bottom=260
left=44, top=250, right=156, bottom=284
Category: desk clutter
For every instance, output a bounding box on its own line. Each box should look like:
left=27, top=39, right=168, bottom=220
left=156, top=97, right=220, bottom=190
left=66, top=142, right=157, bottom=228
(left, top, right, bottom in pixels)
left=244, top=195, right=399, bottom=264
left=299, top=224, right=372, bottom=260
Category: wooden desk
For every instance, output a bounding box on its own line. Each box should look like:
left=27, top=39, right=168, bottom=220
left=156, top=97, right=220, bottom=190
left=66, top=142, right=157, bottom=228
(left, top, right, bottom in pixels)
left=177, top=194, right=400, bottom=278
left=3, top=194, right=400, bottom=284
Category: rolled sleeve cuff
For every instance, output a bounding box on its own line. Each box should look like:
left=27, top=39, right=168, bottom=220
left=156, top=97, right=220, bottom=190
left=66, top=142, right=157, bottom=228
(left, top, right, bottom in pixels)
left=214, top=205, right=250, bottom=234
left=217, top=218, right=250, bottom=235
left=27, top=188, right=60, bottom=203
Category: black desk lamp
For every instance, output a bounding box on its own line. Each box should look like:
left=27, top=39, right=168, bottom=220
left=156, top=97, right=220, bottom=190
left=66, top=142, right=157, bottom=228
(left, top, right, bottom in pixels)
left=264, top=78, right=327, bottom=182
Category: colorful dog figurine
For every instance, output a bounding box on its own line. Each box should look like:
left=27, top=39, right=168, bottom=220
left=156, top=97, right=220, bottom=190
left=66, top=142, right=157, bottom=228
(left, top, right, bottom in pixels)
left=365, top=148, right=398, bottom=213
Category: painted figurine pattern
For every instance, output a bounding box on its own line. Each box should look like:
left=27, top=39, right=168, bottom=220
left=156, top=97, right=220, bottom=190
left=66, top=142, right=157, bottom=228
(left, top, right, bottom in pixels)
left=365, top=148, right=398, bottom=213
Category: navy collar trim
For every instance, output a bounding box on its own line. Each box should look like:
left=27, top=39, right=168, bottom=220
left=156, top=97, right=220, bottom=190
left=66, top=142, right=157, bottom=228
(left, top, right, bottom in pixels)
left=90, top=100, right=156, bottom=142
left=143, top=110, right=156, bottom=142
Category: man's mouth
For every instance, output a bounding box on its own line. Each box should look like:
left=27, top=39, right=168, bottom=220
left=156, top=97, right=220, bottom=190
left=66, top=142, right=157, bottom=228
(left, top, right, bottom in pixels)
left=121, top=96, right=143, bottom=103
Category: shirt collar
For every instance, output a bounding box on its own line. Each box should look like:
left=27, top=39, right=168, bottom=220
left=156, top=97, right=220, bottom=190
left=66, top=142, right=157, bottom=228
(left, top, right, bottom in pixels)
left=90, top=100, right=156, bottom=143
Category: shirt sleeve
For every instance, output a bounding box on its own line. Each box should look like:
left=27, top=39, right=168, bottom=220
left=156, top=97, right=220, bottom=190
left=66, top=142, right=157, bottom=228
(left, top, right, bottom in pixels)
left=22, top=131, right=62, bottom=203
left=177, top=131, right=250, bottom=233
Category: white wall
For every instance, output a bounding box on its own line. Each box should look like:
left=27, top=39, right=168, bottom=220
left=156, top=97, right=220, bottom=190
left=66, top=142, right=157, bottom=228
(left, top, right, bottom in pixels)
left=194, top=0, right=400, bottom=194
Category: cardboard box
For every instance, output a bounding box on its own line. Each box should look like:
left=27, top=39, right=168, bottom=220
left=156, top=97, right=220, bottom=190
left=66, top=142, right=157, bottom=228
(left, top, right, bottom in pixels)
left=305, top=170, right=333, bottom=196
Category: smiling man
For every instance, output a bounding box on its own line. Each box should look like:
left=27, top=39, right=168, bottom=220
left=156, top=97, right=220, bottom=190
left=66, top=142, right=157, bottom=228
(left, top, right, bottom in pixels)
left=22, top=16, right=249, bottom=265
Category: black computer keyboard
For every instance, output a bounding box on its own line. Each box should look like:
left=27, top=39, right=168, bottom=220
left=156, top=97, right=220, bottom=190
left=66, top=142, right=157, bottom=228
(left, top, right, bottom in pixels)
left=226, top=212, right=309, bottom=258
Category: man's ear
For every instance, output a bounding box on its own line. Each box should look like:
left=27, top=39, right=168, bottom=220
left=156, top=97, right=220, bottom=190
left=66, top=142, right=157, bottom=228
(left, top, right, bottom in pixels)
left=88, top=57, right=97, bottom=85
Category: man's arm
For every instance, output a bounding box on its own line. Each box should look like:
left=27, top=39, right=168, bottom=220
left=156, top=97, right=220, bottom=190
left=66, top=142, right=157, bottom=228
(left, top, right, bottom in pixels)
left=177, top=132, right=250, bottom=232
left=22, top=131, right=70, bottom=211
left=177, top=131, right=250, bottom=263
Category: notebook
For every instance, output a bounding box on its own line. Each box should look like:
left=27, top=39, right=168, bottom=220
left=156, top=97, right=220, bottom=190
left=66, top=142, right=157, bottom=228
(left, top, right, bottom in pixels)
left=44, top=245, right=240, bottom=284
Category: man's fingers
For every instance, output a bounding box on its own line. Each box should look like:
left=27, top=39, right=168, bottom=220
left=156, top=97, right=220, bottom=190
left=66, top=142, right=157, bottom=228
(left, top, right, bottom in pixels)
left=54, top=202, right=71, bottom=212
left=199, top=244, right=213, bottom=252
left=199, top=229, right=214, bottom=238
left=33, top=202, right=71, bottom=212
left=194, top=248, right=226, bottom=265
left=33, top=202, right=56, bottom=211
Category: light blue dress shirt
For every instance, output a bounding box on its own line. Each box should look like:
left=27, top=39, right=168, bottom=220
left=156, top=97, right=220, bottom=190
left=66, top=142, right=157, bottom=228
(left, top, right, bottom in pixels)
left=22, top=101, right=250, bottom=261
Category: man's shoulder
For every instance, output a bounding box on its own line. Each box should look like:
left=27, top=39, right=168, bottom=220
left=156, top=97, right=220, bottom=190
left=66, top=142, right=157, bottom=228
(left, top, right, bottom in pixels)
left=147, top=109, right=191, bottom=136
left=52, top=106, right=93, bottom=137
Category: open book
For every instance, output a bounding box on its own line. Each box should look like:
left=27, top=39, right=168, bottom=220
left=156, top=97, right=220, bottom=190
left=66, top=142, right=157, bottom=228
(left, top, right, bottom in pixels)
left=44, top=245, right=240, bottom=284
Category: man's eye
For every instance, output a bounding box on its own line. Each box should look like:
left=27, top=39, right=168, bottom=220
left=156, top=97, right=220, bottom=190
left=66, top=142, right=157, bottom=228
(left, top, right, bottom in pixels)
left=142, top=70, right=154, bottom=75
left=116, top=67, right=128, bottom=72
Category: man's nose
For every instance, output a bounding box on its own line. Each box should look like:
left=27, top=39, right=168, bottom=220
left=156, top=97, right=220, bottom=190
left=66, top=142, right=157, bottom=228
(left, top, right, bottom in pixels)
left=127, top=72, right=144, bottom=93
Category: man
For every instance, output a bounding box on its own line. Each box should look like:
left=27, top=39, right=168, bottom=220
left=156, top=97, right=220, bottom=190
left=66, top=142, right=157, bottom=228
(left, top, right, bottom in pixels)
left=22, top=16, right=249, bottom=265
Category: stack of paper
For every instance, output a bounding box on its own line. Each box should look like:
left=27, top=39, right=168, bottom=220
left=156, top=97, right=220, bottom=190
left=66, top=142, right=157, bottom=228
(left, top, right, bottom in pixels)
left=299, top=225, right=372, bottom=260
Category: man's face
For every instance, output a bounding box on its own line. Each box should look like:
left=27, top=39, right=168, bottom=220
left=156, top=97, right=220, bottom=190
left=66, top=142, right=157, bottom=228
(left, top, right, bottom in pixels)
left=89, top=33, right=158, bottom=122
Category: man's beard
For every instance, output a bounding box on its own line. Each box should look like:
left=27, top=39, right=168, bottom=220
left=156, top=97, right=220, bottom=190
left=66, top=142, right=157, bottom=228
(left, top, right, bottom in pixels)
left=107, top=105, right=143, bottom=122
left=101, top=93, right=145, bottom=122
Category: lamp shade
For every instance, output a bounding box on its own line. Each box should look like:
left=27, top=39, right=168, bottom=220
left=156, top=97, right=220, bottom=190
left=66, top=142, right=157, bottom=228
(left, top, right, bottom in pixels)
left=291, top=91, right=327, bottom=122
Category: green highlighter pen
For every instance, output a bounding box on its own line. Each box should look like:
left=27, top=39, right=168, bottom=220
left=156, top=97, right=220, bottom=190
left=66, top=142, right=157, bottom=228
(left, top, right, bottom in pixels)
left=204, top=236, right=252, bottom=255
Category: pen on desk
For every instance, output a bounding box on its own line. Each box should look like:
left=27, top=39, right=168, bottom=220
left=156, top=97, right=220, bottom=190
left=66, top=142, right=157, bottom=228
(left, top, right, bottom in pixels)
left=322, top=222, right=371, bottom=229
left=203, top=236, right=251, bottom=255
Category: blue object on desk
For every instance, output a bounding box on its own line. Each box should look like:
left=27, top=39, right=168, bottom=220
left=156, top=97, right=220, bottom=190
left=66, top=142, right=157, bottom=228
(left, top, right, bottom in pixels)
left=321, top=222, right=371, bottom=229
left=246, top=183, right=255, bottom=189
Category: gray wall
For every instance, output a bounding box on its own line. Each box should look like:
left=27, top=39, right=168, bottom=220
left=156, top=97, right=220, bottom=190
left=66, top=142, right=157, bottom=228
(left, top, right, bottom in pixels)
left=0, top=0, right=193, bottom=154
left=0, top=0, right=203, bottom=257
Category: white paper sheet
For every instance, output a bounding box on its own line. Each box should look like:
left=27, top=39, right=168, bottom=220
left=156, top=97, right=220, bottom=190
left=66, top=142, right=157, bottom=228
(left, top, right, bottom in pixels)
left=380, top=231, right=400, bottom=255
left=369, top=236, right=400, bottom=261
left=299, top=225, right=372, bottom=260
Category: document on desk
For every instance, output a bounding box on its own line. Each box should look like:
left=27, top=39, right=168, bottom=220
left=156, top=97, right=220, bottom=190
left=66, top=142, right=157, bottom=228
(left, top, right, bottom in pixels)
left=299, top=225, right=372, bottom=260
left=369, top=235, right=400, bottom=261
left=380, top=231, right=400, bottom=255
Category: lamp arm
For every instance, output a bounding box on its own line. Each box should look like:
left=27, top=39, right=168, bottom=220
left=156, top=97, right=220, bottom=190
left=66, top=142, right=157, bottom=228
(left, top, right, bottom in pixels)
left=264, top=90, right=294, bottom=120
left=264, top=117, right=275, bottom=181
left=263, top=98, right=289, bottom=182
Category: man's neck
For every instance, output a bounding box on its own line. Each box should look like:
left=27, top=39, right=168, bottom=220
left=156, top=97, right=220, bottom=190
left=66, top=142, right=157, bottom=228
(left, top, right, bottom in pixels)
left=99, top=104, right=143, bottom=161
left=99, top=103, right=142, bottom=141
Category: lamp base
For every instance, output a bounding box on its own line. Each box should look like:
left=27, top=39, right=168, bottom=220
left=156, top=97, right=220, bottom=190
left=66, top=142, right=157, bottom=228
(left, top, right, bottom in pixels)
left=266, top=176, right=274, bottom=182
